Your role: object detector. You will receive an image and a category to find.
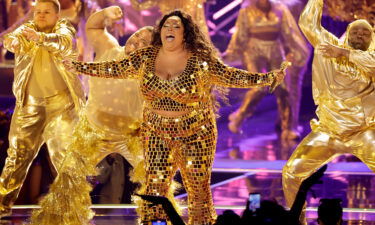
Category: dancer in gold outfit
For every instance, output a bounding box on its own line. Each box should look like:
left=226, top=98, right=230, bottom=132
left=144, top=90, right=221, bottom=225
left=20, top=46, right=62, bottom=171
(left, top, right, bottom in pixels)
left=225, top=0, right=309, bottom=139
left=0, top=0, right=99, bottom=61
left=0, top=0, right=84, bottom=217
left=84, top=6, right=151, bottom=170
left=67, top=10, right=287, bottom=225
left=29, top=7, right=154, bottom=225
left=130, top=0, right=210, bottom=39
left=283, top=0, right=375, bottom=224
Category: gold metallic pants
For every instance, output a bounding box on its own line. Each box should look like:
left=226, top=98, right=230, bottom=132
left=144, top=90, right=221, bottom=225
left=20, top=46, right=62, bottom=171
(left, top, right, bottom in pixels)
left=139, top=108, right=217, bottom=225
left=87, top=123, right=142, bottom=169
left=282, top=129, right=375, bottom=224
left=235, top=39, right=293, bottom=132
left=0, top=90, right=76, bottom=210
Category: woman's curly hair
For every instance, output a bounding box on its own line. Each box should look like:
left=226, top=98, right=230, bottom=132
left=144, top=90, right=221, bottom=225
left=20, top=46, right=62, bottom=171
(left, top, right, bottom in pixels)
left=151, top=10, right=217, bottom=62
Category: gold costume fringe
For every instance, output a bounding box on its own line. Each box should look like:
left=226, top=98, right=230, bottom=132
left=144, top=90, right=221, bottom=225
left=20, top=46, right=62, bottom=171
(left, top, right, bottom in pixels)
left=30, top=113, right=99, bottom=225
left=30, top=112, right=146, bottom=224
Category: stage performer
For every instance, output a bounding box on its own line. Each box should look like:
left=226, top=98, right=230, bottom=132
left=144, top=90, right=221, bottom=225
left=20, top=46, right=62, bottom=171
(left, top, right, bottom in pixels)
left=225, top=0, right=309, bottom=139
left=66, top=10, right=288, bottom=225
left=283, top=0, right=375, bottom=224
left=0, top=0, right=84, bottom=217
left=29, top=6, right=154, bottom=225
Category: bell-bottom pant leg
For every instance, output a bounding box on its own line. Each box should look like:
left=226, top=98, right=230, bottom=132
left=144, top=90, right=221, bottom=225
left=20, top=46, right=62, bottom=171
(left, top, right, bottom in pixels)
left=139, top=130, right=178, bottom=224
left=282, top=131, right=343, bottom=224
left=178, top=122, right=217, bottom=225
left=0, top=104, right=46, bottom=209
left=350, top=128, right=375, bottom=173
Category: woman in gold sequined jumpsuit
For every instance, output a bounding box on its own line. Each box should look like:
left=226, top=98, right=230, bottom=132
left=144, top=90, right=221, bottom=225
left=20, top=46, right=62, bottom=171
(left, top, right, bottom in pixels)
left=225, top=0, right=309, bottom=139
left=68, top=10, right=286, bottom=225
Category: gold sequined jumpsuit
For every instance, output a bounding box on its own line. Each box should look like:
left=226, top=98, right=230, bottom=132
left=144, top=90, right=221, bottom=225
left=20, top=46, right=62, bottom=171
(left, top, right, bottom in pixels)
left=283, top=0, right=375, bottom=224
left=72, top=46, right=277, bottom=225
left=226, top=1, right=309, bottom=136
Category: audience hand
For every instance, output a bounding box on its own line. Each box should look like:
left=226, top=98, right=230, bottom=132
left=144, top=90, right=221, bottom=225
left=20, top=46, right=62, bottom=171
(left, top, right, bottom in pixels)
left=135, top=194, right=170, bottom=207
left=300, top=164, right=327, bottom=192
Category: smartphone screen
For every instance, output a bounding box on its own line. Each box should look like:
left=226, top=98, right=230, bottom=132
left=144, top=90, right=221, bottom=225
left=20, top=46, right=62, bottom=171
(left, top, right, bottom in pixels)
left=248, top=193, right=261, bottom=211
left=151, top=220, right=167, bottom=225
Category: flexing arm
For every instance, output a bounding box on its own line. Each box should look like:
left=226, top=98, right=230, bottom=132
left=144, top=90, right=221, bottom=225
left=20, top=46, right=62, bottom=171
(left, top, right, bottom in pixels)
left=85, top=6, right=122, bottom=54
left=299, top=0, right=338, bottom=47
left=209, top=58, right=285, bottom=88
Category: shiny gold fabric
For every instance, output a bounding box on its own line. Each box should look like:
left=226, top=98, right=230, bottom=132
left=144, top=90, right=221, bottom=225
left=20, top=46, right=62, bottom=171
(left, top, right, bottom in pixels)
left=28, top=47, right=68, bottom=97
left=283, top=0, right=375, bottom=224
left=72, top=45, right=276, bottom=224
left=0, top=91, right=77, bottom=211
left=87, top=46, right=143, bottom=135
left=0, top=18, right=84, bottom=212
left=30, top=28, right=148, bottom=224
left=130, top=0, right=209, bottom=40
left=226, top=1, right=309, bottom=133
left=30, top=111, right=144, bottom=225
left=3, top=18, right=85, bottom=110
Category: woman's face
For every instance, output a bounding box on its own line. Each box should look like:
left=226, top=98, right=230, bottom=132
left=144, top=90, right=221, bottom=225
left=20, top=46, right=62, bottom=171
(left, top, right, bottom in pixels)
left=160, top=16, right=185, bottom=51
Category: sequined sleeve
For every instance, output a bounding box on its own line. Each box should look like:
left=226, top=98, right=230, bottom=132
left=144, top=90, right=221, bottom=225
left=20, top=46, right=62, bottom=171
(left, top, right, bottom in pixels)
left=299, top=0, right=338, bottom=47
left=72, top=47, right=146, bottom=79
left=209, top=58, right=275, bottom=88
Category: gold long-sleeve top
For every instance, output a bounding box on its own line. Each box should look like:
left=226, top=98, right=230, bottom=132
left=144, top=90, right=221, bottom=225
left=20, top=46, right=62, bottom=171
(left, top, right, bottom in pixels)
left=73, top=46, right=275, bottom=112
left=3, top=19, right=85, bottom=109
left=226, top=2, right=309, bottom=67
left=300, top=0, right=375, bottom=138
